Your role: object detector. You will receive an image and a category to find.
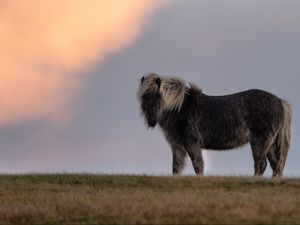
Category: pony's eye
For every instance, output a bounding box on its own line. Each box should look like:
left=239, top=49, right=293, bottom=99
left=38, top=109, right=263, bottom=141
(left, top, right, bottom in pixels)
left=142, top=95, right=150, bottom=100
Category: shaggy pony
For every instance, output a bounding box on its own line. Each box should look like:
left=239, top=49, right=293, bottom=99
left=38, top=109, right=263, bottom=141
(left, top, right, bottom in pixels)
left=138, top=73, right=291, bottom=177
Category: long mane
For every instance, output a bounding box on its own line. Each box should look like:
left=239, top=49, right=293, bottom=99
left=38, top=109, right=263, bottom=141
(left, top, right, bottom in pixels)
left=160, top=77, right=187, bottom=111
left=138, top=73, right=201, bottom=112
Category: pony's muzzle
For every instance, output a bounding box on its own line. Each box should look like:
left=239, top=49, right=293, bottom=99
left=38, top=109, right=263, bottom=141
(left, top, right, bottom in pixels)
left=147, top=117, right=157, bottom=128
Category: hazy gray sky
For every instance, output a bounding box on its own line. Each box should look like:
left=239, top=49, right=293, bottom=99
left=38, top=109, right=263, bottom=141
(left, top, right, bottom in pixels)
left=0, top=0, right=299, bottom=176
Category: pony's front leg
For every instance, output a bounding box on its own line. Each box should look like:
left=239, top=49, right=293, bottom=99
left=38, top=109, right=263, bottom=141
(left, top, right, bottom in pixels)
left=186, top=145, right=204, bottom=176
left=171, top=144, right=187, bottom=175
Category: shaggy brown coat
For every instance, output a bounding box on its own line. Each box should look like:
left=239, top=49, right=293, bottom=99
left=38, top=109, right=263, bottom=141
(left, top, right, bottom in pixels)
left=138, top=73, right=291, bottom=177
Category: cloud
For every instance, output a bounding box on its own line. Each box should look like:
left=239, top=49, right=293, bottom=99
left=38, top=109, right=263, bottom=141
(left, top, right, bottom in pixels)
left=0, top=0, right=161, bottom=125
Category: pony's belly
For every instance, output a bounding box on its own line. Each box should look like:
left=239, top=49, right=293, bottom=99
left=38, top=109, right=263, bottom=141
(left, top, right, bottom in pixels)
left=203, top=142, right=248, bottom=150
left=201, top=135, right=250, bottom=150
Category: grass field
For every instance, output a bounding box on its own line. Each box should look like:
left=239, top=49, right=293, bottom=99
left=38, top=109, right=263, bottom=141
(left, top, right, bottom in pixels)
left=0, top=174, right=299, bottom=224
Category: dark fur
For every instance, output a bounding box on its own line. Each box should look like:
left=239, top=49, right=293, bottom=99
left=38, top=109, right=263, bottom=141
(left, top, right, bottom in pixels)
left=138, top=73, right=291, bottom=177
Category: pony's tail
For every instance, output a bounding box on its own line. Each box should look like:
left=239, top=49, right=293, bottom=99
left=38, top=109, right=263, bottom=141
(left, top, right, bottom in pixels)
left=275, top=100, right=292, bottom=177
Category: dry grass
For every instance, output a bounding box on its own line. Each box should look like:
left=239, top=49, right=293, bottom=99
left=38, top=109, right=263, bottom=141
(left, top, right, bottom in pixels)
left=0, top=174, right=299, bottom=224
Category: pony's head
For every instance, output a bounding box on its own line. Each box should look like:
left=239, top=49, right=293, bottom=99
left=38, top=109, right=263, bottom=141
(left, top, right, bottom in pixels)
left=138, top=73, right=188, bottom=128
left=138, top=73, right=162, bottom=127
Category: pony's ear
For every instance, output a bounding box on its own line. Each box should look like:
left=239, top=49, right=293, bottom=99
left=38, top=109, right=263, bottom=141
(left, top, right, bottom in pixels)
left=156, top=77, right=161, bottom=89
left=141, top=76, right=145, bottom=84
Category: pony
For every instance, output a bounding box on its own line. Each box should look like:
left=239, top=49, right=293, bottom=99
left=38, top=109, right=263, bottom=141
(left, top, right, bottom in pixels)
left=138, top=73, right=291, bottom=177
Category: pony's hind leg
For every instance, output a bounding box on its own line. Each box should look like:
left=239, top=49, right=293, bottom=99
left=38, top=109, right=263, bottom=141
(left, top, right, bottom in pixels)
left=267, top=138, right=285, bottom=177
left=186, top=145, right=204, bottom=176
left=267, top=146, right=280, bottom=177
left=171, top=144, right=187, bottom=175
left=250, top=140, right=269, bottom=176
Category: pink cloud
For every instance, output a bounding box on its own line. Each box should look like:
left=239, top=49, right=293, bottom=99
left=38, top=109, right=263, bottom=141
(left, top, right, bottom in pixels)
left=0, top=0, right=162, bottom=124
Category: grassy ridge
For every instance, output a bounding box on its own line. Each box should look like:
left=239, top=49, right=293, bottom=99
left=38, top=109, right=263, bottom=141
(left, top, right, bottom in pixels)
left=0, top=174, right=299, bottom=224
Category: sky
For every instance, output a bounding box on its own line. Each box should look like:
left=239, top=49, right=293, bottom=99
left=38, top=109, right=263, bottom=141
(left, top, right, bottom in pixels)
left=0, top=0, right=299, bottom=176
